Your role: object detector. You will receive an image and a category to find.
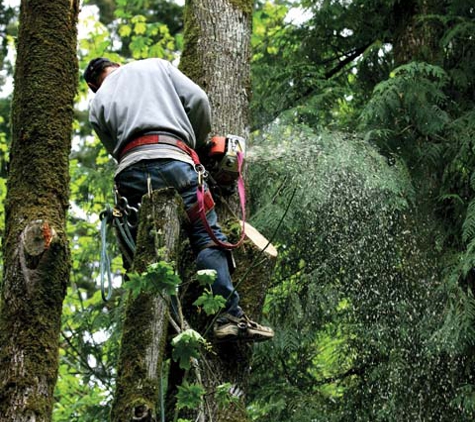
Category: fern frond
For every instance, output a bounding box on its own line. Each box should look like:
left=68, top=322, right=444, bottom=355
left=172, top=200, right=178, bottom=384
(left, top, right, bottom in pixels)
left=420, top=141, right=444, bottom=166
left=462, top=199, right=475, bottom=243
left=441, top=20, right=475, bottom=47
left=360, top=62, right=449, bottom=140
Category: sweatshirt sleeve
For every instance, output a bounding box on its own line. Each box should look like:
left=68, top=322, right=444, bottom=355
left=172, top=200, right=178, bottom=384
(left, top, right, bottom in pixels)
left=89, top=108, right=117, bottom=159
left=166, top=62, right=212, bottom=149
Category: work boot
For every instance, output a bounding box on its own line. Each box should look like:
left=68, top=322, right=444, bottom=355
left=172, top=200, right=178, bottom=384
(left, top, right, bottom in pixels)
left=213, top=313, right=274, bottom=342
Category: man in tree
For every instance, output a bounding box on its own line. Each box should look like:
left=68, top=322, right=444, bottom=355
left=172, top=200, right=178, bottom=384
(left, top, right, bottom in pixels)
left=84, top=57, right=274, bottom=342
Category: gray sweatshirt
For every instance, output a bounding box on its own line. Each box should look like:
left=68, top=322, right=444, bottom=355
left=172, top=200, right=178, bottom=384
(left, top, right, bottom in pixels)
left=89, top=58, right=212, bottom=175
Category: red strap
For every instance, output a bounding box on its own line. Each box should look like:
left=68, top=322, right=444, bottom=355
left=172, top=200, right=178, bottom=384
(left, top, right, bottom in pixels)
left=196, top=152, right=246, bottom=250
left=187, top=190, right=215, bottom=223
left=119, top=134, right=201, bottom=164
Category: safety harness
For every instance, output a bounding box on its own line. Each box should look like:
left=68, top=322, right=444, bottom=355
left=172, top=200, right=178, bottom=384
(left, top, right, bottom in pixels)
left=119, top=134, right=247, bottom=249
left=99, top=134, right=246, bottom=301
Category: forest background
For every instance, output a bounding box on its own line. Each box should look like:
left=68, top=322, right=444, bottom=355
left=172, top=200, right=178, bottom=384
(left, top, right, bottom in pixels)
left=0, top=0, right=474, bottom=421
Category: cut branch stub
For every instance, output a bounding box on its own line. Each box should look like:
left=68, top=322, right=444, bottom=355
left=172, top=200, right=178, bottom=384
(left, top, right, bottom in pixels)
left=21, top=219, right=57, bottom=263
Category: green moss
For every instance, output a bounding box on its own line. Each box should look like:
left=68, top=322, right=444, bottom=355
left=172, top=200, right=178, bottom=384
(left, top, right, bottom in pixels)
left=110, top=291, right=160, bottom=420
left=111, top=190, right=184, bottom=421
left=179, top=1, right=205, bottom=86
left=0, top=234, right=70, bottom=418
left=0, top=0, right=78, bottom=418
left=229, top=0, right=253, bottom=16
left=111, top=209, right=161, bottom=419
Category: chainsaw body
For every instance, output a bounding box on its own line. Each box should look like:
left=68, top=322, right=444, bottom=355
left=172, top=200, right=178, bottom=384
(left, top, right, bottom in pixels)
left=208, top=134, right=246, bottom=187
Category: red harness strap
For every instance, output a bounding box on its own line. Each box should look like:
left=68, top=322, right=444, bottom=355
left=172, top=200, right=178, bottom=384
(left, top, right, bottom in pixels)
left=195, top=151, right=246, bottom=249
left=119, top=134, right=200, bottom=162
left=122, top=134, right=246, bottom=250
left=187, top=189, right=215, bottom=224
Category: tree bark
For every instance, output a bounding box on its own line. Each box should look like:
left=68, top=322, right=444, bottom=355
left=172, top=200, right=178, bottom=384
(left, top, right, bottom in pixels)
left=0, top=0, right=79, bottom=421
left=111, top=189, right=186, bottom=422
left=180, top=0, right=252, bottom=140
left=392, top=0, right=446, bottom=66
left=175, top=0, right=278, bottom=420
left=165, top=224, right=277, bottom=422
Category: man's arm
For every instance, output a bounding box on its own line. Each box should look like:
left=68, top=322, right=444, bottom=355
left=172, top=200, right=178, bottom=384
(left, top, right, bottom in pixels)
left=166, top=62, right=212, bottom=149
left=90, top=111, right=117, bottom=159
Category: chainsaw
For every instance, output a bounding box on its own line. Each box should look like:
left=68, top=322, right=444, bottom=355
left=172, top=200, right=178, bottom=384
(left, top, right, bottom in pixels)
left=206, top=134, right=246, bottom=194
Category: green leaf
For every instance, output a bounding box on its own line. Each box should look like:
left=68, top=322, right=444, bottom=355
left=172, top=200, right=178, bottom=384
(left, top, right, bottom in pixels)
left=176, top=382, right=205, bottom=410
left=193, top=290, right=226, bottom=316
left=146, top=261, right=181, bottom=296
left=134, top=21, right=147, bottom=35
left=118, top=25, right=132, bottom=38
left=123, top=262, right=181, bottom=298
left=196, top=269, right=217, bottom=286
left=125, top=272, right=145, bottom=299
left=215, top=383, right=240, bottom=408
left=171, top=329, right=206, bottom=370
left=129, top=35, right=152, bottom=59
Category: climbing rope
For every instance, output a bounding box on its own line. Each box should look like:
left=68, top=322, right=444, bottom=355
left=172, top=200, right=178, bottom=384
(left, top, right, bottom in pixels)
left=99, top=199, right=139, bottom=302
left=99, top=206, right=114, bottom=302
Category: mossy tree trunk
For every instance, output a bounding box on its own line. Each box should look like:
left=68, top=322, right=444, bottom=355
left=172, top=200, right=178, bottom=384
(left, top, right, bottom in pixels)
left=180, top=0, right=252, bottom=140
left=111, top=189, right=186, bottom=422
left=173, top=0, right=277, bottom=421
left=0, top=1, right=79, bottom=421
left=392, top=0, right=445, bottom=66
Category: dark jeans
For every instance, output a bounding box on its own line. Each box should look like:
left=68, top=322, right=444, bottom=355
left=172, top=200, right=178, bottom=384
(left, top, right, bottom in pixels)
left=115, top=158, right=242, bottom=317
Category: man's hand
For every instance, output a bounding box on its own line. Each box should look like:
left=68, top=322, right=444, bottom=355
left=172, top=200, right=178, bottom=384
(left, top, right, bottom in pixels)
left=196, top=141, right=212, bottom=164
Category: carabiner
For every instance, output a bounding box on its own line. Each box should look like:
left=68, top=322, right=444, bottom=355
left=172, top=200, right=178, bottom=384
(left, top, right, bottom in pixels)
left=194, top=164, right=208, bottom=186
left=125, top=206, right=139, bottom=228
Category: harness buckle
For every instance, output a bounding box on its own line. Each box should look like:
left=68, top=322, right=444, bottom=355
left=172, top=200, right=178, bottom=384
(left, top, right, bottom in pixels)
left=112, top=207, right=123, bottom=218
left=194, top=164, right=208, bottom=186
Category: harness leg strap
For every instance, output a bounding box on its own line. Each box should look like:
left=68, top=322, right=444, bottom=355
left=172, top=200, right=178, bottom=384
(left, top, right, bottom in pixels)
left=187, top=189, right=215, bottom=224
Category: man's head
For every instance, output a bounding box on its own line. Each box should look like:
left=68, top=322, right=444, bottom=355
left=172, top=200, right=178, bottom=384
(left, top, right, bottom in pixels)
left=84, top=57, right=120, bottom=93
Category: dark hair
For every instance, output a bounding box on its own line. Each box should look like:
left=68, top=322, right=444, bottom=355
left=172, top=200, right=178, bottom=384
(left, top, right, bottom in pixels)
left=84, top=57, right=118, bottom=92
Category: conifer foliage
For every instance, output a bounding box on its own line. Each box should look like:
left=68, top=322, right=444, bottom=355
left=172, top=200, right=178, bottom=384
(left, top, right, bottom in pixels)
left=0, top=0, right=475, bottom=420
left=247, top=0, right=475, bottom=420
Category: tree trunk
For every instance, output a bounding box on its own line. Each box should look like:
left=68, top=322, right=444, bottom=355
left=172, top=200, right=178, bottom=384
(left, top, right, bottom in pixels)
left=174, top=0, right=278, bottom=420
left=0, top=1, right=79, bottom=421
left=392, top=0, right=446, bottom=66
left=111, top=189, right=186, bottom=422
left=180, top=0, right=252, bottom=139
